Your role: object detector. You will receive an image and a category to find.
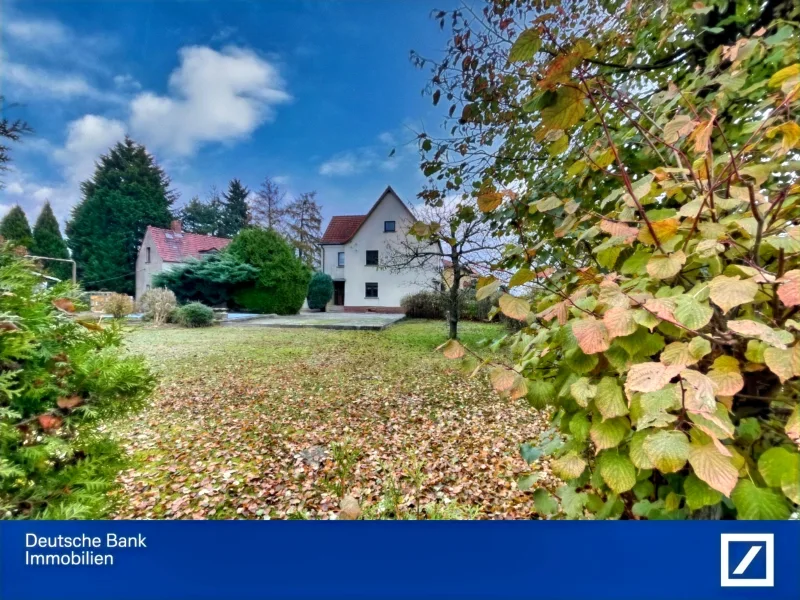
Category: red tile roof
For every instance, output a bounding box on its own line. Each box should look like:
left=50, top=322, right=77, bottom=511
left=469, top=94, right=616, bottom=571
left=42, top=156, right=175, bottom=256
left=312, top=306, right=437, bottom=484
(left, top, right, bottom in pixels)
left=147, top=226, right=231, bottom=263
left=320, top=215, right=367, bottom=244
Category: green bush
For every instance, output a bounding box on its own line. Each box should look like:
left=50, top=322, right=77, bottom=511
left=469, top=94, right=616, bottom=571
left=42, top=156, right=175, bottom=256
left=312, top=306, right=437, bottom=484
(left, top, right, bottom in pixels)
left=307, top=272, right=334, bottom=311
left=153, top=254, right=258, bottom=306
left=175, top=302, right=215, bottom=328
left=227, top=228, right=312, bottom=315
left=0, top=244, right=155, bottom=519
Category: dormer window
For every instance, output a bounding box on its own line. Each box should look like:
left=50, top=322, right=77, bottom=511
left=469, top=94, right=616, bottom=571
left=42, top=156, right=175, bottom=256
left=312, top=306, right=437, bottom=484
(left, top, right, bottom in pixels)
left=384, top=221, right=396, bottom=232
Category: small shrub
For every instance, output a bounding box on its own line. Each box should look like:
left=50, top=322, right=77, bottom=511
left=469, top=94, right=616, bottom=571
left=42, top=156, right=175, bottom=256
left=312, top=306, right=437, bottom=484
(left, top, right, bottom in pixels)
left=307, top=272, right=334, bottom=311
left=138, top=288, right=177, bottom=326
left=175, top=302, right=215, bottom=328
left=152, top=254, right=258, bottom=306
left=105, top=293, right=133, bottom=319
left=401, top=291, right=445, bottom=319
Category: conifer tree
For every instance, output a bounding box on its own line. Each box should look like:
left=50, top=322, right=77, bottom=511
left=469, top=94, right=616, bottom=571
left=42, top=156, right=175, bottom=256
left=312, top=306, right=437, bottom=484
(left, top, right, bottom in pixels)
left=0, top=205, right=32, bottom=248
left=66, top=137, right=174, bottom=294
left=30, top=201, right=71, bottom=281
left=181, top=191, right=224, bottom=236
left=285, top=192, right=323, bottom=269
left=251, top=177, right=286, bottom=232
left=220, top=179, right=250, bottom=237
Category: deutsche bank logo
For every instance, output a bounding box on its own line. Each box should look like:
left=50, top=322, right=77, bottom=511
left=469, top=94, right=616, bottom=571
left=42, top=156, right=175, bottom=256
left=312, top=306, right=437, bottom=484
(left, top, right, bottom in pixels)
left=720, top=534, right=774, bottom=587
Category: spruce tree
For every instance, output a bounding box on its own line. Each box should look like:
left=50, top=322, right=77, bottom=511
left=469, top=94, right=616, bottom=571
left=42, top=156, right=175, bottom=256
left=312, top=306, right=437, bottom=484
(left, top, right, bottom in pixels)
left=220, top=179, right=250, bottom=237
left=0, top=205, right=33, bottom=248
left=30, top=201, right=71, bottom=281
left=66, top=137, right=174, bottom=294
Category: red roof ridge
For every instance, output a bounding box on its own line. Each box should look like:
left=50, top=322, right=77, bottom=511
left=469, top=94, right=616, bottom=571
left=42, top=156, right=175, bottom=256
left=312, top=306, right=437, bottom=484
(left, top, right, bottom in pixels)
left=145, top=225, right=231, bottom=263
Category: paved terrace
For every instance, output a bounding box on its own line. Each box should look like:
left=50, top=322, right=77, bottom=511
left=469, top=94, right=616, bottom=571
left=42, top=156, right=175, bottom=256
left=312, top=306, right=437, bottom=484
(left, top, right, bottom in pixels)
left=225, top=311, right=405, bottom=330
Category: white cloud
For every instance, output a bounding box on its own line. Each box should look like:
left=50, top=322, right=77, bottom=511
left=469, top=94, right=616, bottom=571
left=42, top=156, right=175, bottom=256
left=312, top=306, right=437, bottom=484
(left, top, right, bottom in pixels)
left=113, top=74, right=141, bottom=91
left=129, top=46, right=290, bottom=156
left=54, top=115, right=127, bottom=183
left=0, top=168, right=59, bottom=220
left=4, top=16, right=69, bottom=47
left=378, top=132, right=396, bottom=145
left=319, top=147, right=399, bottom=177
left=4, top=62, right=122, bottom=103
left=273, top=175, right=290, bottom=185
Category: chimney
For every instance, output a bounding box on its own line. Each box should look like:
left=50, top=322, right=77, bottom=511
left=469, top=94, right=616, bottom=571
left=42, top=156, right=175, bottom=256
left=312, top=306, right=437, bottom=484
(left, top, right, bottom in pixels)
left=171, top=220, right=182, bottom=233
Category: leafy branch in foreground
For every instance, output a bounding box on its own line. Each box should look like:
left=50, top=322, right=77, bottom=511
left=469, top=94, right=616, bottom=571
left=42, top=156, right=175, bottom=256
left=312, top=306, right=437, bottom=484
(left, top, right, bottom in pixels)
left=428, top=0, right=800, bottom=519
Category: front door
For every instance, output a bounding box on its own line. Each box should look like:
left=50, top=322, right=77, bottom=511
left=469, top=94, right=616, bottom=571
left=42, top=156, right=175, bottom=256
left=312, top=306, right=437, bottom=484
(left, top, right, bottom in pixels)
left=333, top=281, right=345, bottom=306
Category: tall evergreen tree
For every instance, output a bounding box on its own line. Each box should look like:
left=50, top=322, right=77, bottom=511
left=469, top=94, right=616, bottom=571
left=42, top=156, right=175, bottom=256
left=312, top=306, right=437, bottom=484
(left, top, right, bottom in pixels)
left=180, top=192, right=224, bottom=236
left=66, top=137, right=175, bottom=294
left=285, top=191, right=322, bottom=269
left=30, top=201, right=71, bottom=281
left=220, top=179, right=250, bottom=237
left=0, top=205, right=33, bottom=248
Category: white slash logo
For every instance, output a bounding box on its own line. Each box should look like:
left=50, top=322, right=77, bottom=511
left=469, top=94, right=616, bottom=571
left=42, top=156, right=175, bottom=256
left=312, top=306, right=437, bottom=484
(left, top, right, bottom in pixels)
left=720, top=534, right=774, bottom=587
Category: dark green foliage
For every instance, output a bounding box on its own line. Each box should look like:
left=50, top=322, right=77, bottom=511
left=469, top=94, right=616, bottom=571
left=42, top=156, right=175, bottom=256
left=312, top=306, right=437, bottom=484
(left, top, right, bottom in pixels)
left=307, top=272, right=334, bottom=310
left=0, top=244, right=155, bottom=518
left=152, top=253, right=258, bottom=306
left=180, top=195, right=223, bottom=236
left=220, top=179, right=250, bottom=238
left=227, top=228, right=311, bottom=315
left=0, top=205, right=32, bottom=248
left=175, top=302, right=215, bottom=328
left=66, top=137, right=174, bottom=294
left=29, top=201, right=71, bottom=281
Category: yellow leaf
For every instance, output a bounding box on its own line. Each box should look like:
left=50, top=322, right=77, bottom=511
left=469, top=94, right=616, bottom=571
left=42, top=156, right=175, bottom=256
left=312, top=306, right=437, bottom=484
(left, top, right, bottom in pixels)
left=540, top=85, right=586, bottom=132
left=708, top=275, right=758, bottom=313
left=638, top=218, right=679, bottom=246
left=768, top=64, right=800, bottom=88
left=499, top=294, right=530, bottom=321
left=477, top=192, right=503, bottom=212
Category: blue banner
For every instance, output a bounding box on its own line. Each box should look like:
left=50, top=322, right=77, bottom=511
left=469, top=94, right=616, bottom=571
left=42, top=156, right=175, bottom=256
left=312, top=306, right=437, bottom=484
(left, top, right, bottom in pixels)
left=2, top=521, right=798, bottom=600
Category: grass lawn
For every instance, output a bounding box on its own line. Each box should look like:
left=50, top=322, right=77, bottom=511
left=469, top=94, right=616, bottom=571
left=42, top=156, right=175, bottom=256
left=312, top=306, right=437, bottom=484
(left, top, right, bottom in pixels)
left=108, top=320, right=554, bottom=519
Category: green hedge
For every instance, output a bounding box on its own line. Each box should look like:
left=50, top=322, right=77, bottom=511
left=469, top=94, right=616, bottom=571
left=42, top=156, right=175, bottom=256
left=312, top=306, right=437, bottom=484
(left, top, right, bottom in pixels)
left=401, top=289, right=494, bottom=321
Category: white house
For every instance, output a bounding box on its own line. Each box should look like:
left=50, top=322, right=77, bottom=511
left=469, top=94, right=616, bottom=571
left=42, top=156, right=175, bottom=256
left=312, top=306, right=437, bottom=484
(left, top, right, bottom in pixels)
left=319, top=186, right=440, bottom=312
left=135, top=220, right=230, bottom=300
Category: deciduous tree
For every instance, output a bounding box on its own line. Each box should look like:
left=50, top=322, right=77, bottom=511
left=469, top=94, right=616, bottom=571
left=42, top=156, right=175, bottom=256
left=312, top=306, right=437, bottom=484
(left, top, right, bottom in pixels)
left=426, top=0, right=800, bottom=519
left=250, top=176, right=286, bottom=232
left=285, top=191, right=322, bottom=268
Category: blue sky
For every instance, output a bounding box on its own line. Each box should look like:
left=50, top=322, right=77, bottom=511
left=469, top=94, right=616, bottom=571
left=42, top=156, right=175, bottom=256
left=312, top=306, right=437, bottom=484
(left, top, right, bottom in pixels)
left=0, top=0, right=458, bottom=228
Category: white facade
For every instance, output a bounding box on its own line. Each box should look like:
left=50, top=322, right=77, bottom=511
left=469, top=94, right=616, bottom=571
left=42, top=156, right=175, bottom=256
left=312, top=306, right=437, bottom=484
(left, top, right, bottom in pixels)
left=320, top=187, right=440, bottom=311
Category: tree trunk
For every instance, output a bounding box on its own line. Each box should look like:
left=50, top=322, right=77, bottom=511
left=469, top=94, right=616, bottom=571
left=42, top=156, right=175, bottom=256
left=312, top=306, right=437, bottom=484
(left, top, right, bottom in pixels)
left=448, top=257, right=461, bottom=339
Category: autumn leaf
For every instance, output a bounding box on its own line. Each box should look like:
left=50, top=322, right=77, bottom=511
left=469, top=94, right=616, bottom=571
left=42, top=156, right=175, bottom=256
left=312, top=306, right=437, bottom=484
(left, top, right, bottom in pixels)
left=477, top=192, right=503, bottom=212
left=599, top=219, right=638, bottom=243
left=499, top=294, right=530, bottom=321
left=688, top=442, right=738, bottom=497
left=475, top=278, right=501, bottom=301
left=78, top=320, right=104, bottom=332
left=727, top=319, right=788, bottom=349
left=540, top=85, right=586, bottom=132
left=52, top=298, right=76, bottom=313
left=637, top=218, right=679, bottom=246
left=689, top=111, right=716, bottom=153
left=38, top=414, right=63, bottom=431
left=646, top=251, right=686, bottom=279
left=625, top=362, right=673, bottom=394
left=663, top=114, right=697, bottom=144
left=509, top=268, right=535, bottom=288
left=603, top=307, right=637, bottom=339
left=57, top=396, right=83, bottom=409
left=777, top=270, right=800, bottom=307
left=440, top=339, right=466, bottom=360
left=708, top=275, right=758, bottom=313
left=571, top=317, right=610, bottom=355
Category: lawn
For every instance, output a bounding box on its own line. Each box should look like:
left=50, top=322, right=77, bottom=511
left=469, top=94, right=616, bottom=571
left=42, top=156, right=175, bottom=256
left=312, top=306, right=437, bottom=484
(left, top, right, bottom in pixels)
left=107, top=320, right=554, bottom=519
